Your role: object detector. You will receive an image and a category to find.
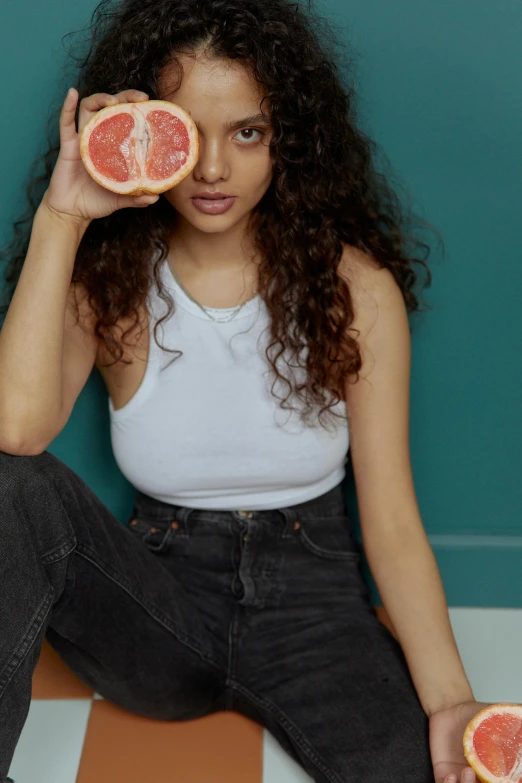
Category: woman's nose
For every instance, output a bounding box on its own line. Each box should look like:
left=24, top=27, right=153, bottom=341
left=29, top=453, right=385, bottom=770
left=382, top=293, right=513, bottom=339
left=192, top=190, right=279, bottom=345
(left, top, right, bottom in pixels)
left=192, top=138, right=229, bottom=182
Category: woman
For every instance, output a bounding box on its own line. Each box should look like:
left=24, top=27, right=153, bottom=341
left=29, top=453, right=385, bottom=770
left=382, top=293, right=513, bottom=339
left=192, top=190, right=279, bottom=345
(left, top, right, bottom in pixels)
left=0, top=0, right=488, bottom=781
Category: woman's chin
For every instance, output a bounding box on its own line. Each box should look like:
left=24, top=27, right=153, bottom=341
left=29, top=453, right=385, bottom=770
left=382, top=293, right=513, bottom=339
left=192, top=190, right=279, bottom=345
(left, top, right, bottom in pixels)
left=173, top=208, right=250, bottom=235
left=189, top=216, right=237, bottom=234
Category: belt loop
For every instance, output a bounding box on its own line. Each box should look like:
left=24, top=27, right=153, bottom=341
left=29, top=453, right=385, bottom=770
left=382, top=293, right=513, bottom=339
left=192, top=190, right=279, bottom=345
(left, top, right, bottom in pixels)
left=171, top=506, right=193, bottom=534
left=279, top=505, right=300, bottom=538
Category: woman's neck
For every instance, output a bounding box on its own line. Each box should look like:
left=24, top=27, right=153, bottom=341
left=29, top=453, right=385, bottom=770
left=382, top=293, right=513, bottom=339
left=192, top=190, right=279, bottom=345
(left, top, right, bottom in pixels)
left=168, top=214, right=258, bottom=273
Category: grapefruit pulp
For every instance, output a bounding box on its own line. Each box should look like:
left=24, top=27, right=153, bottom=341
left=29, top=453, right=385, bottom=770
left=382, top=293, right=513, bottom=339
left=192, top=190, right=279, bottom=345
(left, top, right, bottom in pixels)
left=463, top=703, right=522, bottom=783
left=79, top=99, right=199, bottom=195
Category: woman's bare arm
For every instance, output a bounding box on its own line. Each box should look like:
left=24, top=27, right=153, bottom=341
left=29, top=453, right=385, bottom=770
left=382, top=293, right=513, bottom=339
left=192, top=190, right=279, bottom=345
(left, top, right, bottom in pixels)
left=0, top=86, right=158, bottom=455
left=0, top=202, right=96, bottom=454
left=340, top=246, right=474, bottom=716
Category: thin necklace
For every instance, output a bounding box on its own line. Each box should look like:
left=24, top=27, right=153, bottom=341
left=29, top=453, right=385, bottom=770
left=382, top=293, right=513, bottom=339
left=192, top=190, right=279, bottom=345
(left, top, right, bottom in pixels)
left=167, top=256, right=259, bottom=323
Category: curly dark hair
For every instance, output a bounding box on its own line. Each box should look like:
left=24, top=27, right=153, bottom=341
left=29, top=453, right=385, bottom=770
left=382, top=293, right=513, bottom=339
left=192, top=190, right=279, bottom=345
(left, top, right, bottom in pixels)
left=0, top=0, right=440, bottom=431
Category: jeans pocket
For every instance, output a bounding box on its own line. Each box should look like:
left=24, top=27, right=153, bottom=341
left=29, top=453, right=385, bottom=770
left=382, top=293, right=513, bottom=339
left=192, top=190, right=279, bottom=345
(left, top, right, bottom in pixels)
left=296, top=515, right=361, bottom=562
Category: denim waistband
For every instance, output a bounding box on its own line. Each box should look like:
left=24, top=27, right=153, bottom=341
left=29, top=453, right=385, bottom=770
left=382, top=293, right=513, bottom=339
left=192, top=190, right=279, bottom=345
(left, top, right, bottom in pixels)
left=133, top=481, right=348, bottom=523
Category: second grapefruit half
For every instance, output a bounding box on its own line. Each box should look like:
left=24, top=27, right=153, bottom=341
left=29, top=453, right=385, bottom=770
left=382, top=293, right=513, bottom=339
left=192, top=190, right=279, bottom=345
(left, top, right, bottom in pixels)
left=463, top=703, right=522, bottom=783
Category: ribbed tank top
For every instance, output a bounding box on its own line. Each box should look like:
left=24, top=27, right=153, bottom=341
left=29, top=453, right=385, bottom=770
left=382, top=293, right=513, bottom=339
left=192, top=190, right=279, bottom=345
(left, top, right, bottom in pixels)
left=109, top=255, right=349, bottom=510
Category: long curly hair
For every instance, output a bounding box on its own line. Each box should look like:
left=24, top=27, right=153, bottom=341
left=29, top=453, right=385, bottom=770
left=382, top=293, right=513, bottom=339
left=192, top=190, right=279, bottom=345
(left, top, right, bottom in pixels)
left=0, top=0, right=439, bottom=431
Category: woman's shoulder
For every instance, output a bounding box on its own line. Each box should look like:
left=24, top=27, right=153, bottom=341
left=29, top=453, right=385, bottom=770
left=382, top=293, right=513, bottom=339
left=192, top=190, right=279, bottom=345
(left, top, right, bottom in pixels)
left=95, top=303, right=150, bottom=368
left=339, top=242, right=389, bottom=288
left=66, top=281, right=148, bottom=370
left=338, top=243, right=406, bottom=334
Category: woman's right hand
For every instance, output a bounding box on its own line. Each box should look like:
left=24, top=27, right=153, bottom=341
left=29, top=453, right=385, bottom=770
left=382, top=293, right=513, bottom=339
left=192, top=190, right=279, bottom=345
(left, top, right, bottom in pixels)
left=41, top=87, right=159, bottom=226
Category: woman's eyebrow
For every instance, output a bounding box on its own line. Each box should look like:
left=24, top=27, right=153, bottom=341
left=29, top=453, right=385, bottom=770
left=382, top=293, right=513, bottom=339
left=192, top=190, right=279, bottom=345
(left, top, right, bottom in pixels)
left=193, top=113, right=271, bottom=132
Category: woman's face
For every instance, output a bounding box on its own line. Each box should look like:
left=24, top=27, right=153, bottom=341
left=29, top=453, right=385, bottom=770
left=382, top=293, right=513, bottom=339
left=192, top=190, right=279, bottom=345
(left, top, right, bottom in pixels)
left=158, top=52, right=273, bottom=234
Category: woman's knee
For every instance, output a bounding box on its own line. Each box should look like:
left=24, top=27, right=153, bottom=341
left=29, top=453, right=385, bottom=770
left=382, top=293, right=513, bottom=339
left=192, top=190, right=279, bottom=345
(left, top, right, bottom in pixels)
left=0, top=448, right=63, bottom=472
left=0, top=448, right=77, bottom=553
left=0, top=448, right=54, bottom=485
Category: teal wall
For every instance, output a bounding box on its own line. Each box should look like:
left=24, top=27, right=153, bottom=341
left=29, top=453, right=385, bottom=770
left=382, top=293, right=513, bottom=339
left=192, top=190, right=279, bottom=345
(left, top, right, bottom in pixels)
left=1, top=0, right=521, bottom=605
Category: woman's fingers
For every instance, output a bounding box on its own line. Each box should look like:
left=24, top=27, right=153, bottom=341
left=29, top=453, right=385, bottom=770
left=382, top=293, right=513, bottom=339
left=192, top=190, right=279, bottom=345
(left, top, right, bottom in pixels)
left=78, top=89, right=149, bottom=133
left=442, top=774, right=475, bottom=783
left=59, top=87, right=80, bottom=145
left=117, top=193, right=160, bottom=210
left=113, top=88, right=149, bottom=103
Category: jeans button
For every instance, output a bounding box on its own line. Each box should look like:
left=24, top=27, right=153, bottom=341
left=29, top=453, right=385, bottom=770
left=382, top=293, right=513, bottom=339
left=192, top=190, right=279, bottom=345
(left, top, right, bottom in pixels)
left=237, top=509, right=253, bottom=518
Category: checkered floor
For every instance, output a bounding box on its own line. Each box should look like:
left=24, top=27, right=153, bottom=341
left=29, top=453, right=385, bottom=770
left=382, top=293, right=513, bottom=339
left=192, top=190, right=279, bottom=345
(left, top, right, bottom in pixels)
left=7, top=607, right=522, bottom=783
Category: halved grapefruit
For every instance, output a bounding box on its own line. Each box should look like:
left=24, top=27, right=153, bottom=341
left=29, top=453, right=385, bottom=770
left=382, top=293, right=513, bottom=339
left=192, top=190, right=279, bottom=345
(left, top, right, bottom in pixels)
left=79, top=99, right=199, bottom=195
left=463, top=703, right=522, bottom=783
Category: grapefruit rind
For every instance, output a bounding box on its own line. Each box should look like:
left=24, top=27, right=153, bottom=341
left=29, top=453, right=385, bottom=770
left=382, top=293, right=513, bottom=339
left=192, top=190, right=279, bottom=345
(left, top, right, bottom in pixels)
left=79, top=99, right=199, bottom=196
left=463, top=703, right=522, bottom=783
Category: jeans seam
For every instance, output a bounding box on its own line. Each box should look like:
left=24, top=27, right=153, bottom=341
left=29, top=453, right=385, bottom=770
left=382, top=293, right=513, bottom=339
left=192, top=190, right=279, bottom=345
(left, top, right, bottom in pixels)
left=0, top=586, right=55, bottom=702
left=75, top=544, right=223, bottom=673
left=41, top=539, right=76, bottom=565
left=298, top=527, right=360, bottom=561
left=227, top=679, right=344, bottom=783
left=225, top=604, right=242, bottom=706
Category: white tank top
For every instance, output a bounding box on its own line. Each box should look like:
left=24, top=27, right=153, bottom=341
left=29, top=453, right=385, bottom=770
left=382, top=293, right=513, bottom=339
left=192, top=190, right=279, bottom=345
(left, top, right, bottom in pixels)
left=109, top=255, right=349, bottom=510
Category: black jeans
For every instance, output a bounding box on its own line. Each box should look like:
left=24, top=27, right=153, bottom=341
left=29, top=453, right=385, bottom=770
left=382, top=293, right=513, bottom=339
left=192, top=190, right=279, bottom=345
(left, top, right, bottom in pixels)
left=0, top=449, right=434, bottom=783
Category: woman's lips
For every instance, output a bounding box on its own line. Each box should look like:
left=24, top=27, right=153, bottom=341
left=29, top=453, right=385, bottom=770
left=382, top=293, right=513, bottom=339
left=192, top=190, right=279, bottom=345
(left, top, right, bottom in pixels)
left=190, top=196, right=236, bottom=214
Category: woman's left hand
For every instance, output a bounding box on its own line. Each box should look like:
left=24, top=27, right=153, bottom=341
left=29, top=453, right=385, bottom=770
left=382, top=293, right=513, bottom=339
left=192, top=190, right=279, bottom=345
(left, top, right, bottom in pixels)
left=429, top=699, right=491, bottom=783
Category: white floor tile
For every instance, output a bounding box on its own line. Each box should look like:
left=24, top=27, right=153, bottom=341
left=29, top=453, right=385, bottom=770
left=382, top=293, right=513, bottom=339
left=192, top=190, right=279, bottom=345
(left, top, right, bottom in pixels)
left=449, top=607, right=522, bottom=702
left=8, top=699, right=92, bottom=783
left=263, top=729, right=314, bottom=783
